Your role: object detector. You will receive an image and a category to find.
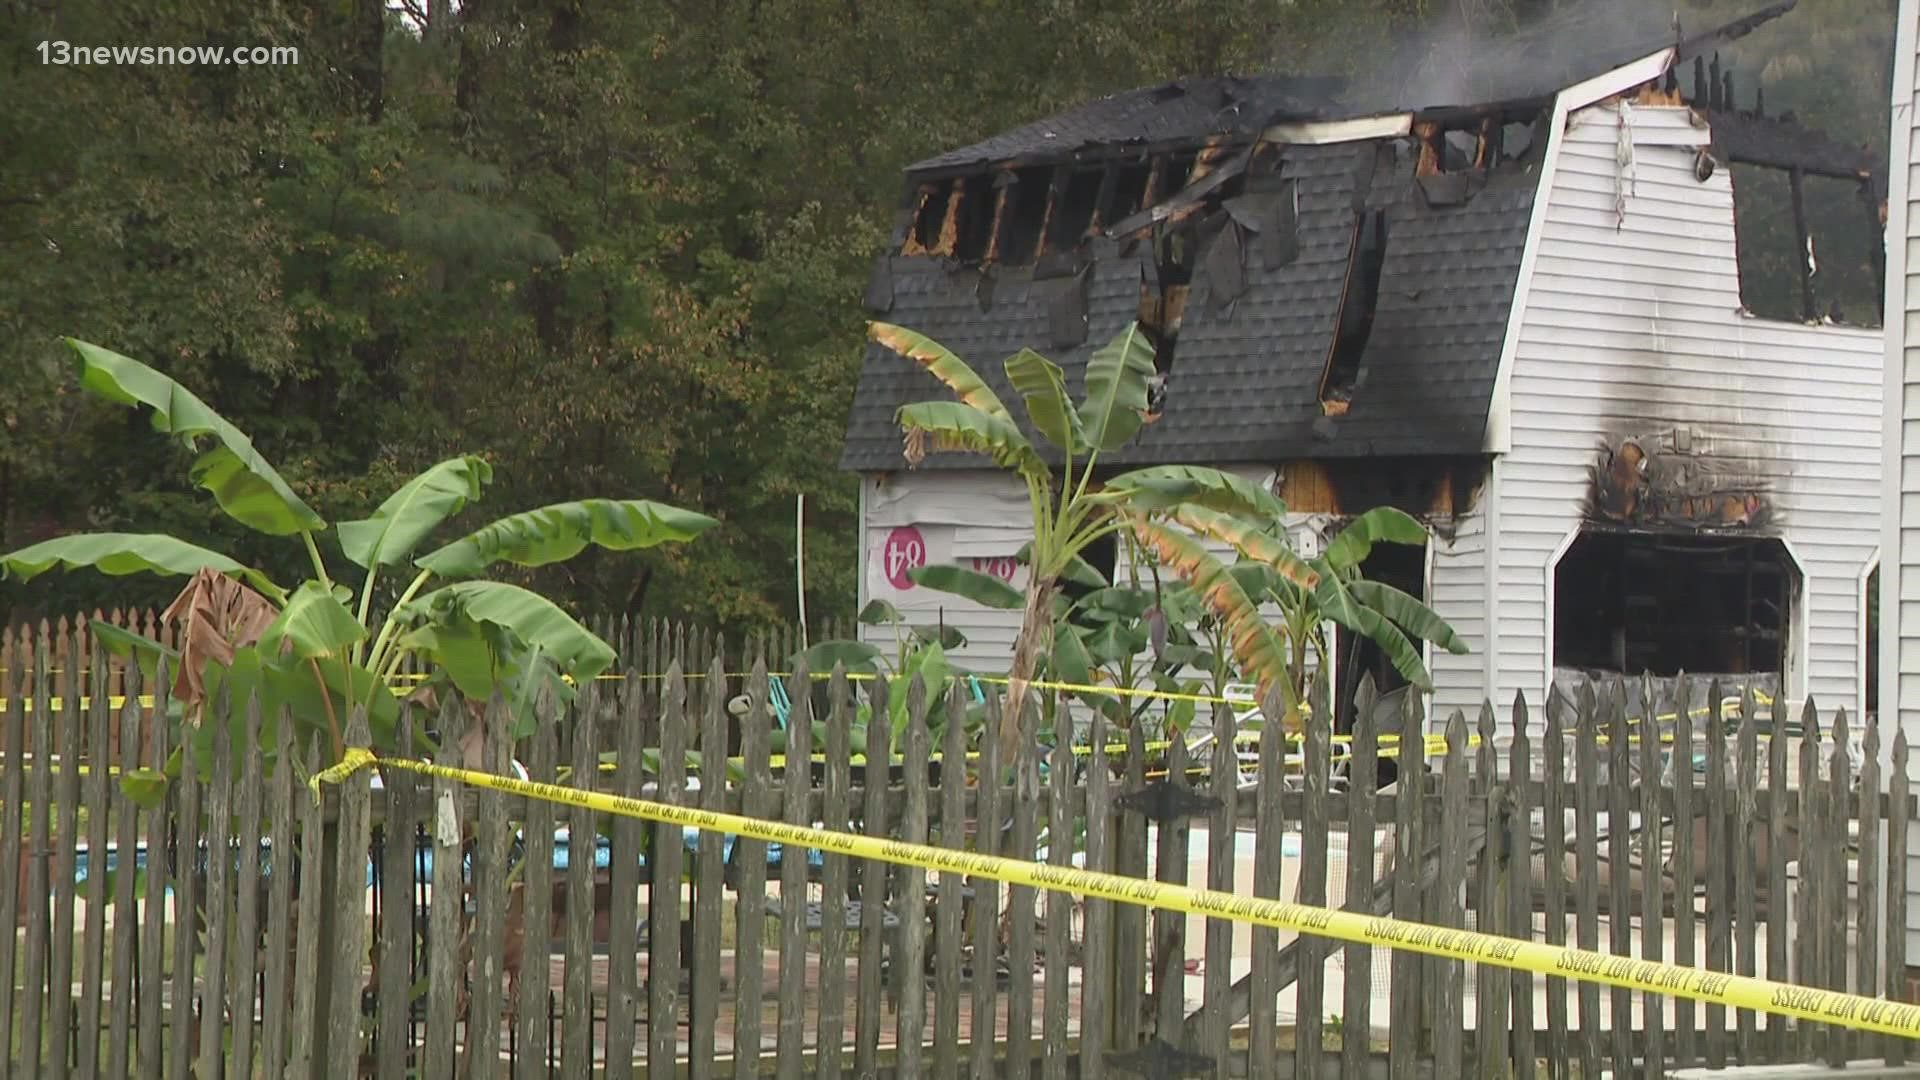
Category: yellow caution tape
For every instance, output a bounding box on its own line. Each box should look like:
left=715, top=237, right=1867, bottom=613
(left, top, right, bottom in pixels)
left=0, top=668, right=1777, bottom=727
left=311, top=748, right=1920, bottom=1041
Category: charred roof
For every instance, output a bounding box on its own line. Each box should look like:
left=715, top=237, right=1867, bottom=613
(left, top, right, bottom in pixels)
left=907, top=2, right=1801, bottom=180
left=838, top=1, right=1882, bottom=475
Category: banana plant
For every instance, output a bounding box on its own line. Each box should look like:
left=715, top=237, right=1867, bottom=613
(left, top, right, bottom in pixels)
left=1228, top=507, right=1468, bottom=715
left=790, top=579, right=1000, bottom=753
left=877, top=320, right=1320, bottom=747
left=1, top=339, right=716, bottom=793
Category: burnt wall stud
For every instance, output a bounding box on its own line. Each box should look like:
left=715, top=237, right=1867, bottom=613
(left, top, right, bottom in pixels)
left=1788, top=166, right=1816, bottom=322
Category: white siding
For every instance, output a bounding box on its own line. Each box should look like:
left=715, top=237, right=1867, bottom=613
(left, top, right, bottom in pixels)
left=1881, top=0, right=1920, bottom=959
left=1430, top=501, right=1491, bottom=725
left=1498, top=100, right=1883, bottom=729
left=858, top=470, right=1030, bottom=668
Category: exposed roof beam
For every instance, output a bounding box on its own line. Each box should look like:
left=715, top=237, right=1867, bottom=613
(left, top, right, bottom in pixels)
left=1102, top=144, right=1256, bottom=239
left=1559, top=47, right=1677, bottom=114
left=1261, top=113, right=1413, bottom=145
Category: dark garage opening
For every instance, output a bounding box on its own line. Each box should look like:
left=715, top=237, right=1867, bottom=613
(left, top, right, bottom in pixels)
left=1333, top=539, right=1428, bottom=734
left=1554, top=530, right=1795, bottom=677
left=1333, top=538, right=1427, bottom=792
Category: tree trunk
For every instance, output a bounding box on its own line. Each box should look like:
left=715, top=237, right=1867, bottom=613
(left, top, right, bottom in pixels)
left=999, top=579, right=1057, bottom=766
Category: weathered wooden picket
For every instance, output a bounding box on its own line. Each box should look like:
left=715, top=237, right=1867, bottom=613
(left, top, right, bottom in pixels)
left=2, top=615, right=1917, bottom=1078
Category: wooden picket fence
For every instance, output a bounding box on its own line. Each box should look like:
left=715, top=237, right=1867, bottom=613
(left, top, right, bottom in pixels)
left=2, top=615, right=1917, bottom=1078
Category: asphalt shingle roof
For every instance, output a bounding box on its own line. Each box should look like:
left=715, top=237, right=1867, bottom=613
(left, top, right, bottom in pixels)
left=841, top=137, right=1543, bottom=472
left=839, top=2, right=1805, bottom=475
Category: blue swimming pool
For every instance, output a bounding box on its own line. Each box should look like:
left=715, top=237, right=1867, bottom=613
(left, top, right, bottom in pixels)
left=63, top=829, right=826, bottom=897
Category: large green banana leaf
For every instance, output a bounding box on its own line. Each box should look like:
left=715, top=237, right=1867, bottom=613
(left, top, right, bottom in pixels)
left=894, top=401, right=1047, bottom=479
left=1003, top=348, right=1084, bottom=452
left=1, top=533, right=284, bottom=601
left=1345, top=580, right=1468, bottom=656
left=1051, top=625, right=1095, bottom=686
left=415, top=498, right=716, bottom=578
left=1323, top=506, right=1431, bottom=572
left=1315, top=576, right=1431, bottom=690
left=394, top=616, right=502, bottom=700
left=1078, top=322, right=1155, bottom=451
left=66, top=339, right=324, bottom=535
left=906, top=564, right=1023, bottom=609
left=337, top=455, right=493, bottom=569
left=88, top=620, right=180, bottom=685
left=391, top=580, right=615, bottom=682
left=257, top=581, right=368, bottom=660
left=1129, top=517, right=1296, bottom=726
left=1101, top=464, right=1288, bottom=522
left=1160, top=505, right=1320, bottom=591
left=870, top=322, right=1014, bottom=423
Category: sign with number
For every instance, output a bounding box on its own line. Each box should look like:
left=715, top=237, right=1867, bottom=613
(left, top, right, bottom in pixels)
left=968, top=556, right=1019, bottom=583
left=882, top=525, right=928, bottom=589
left=868, top=524, right=1031, bottom=605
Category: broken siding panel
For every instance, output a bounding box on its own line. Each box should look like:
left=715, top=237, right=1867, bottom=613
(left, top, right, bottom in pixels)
left=1501, top=102, right=1881, bottom=743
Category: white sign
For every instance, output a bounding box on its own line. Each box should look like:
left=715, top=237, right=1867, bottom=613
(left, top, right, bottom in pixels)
left=866, top=523, right=1030, bottom=606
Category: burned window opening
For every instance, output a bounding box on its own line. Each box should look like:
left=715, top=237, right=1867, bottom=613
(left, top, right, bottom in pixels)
left=1164, top=150, right=1201, bottom=193
left=994, top=167, right=1054, bottom=265
left=1413, top=110, right=1539, bottom=179
left=1554, top=531, right=1794, bottom=678
left=908, top=183, right=953, bottom=253
left=952, top=173, right=997, bottom=262
left=1730, top=162, right=1880, bottom=326
left=903, top=173, right=996, bottom=261
left=1047, top=168, right=1105, bottom=251
left=1676, top=56, right=1886, bottom=326
left=1103, top=160, right=1153, bottom=227
left=1078, top=530, right=1117, bottom=606
left=1318, top=207, right=1389, bottom=415
left=1442, top=128, right=1479, bottom=172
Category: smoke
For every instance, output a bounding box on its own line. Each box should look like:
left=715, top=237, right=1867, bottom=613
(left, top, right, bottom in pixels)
left=1339, top=0, right=1698, bottom=112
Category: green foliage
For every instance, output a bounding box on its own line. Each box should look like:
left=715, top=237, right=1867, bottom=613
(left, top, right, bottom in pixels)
left=0, top=0, right=1882, bottom=639
left=337, top=456, right=493, bottom=570
left=890, top=322, right=1306, bottom=729
left=1, top=343, right=711, bottom=782
left=906, top=564, right=1024, bottom=610
left=1237, top=508, right=1468, bottom=702
left=67, top=339, right=325, bottom=535
left=3, top=534, right=284, bottom=600
left=417, top=499, right=718, bottom=578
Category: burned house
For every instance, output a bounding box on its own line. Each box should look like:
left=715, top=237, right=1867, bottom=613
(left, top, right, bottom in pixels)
left=842, top=3, right=1885, bottom=734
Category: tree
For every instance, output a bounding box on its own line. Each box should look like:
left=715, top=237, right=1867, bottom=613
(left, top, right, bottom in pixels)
left=1, top=339, right=714, bottom=780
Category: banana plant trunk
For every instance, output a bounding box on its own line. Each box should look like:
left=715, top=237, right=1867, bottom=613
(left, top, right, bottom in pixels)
left=1000, top=579, right=1058, bottom=770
